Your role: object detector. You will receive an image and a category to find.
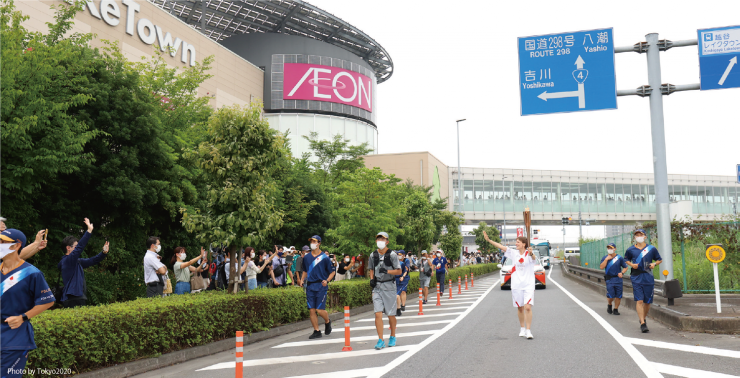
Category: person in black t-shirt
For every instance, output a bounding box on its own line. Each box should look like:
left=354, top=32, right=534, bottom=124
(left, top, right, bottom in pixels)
left=256, top=250, right=272, bottom=289
left=336, top=254, right=352, bottom=281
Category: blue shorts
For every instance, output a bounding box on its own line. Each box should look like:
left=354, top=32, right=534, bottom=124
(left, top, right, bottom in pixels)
left=606, top=282, right=623, bottom=299
left=306, top=286, right=328, bottom=310
left=2, top=350, right=29, bottom=378
left=396, top=281, right=409, bottom=295
left=632, top=281, right=654, bottom=304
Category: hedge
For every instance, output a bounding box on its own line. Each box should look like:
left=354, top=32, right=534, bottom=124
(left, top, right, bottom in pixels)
left=28, top=287, right=308, bottom=375
left=27, top=264, right=498, bottom=376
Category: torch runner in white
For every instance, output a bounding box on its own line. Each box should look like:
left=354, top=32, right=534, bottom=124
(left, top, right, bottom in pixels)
left=483, top=231, right=537, bottom=339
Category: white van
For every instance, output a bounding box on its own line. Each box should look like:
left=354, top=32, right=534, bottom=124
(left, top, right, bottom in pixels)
left=564, top=247, right=580, bottom=257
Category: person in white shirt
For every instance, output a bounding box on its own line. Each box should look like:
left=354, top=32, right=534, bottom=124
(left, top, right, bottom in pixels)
left=483, top=232, right=537, bottom=339
left=144, top=236, right=167, bottom=298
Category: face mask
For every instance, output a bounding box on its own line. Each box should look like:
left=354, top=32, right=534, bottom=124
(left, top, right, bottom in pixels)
left=0, top=244, right=17, bottom=259
left=155, top=245, right=161, bottom=253
left=278, top=252, right=283, bottom=257
left=422, top=257, right=427, bottom=261
left=607, top=249, right=615, bottom=255
left=179, top=253, right=186, bottom=260
left=250, top=253, right=255, bottom=259
left=310, top=243, right=318, bottom=250
left=436, top=253, right=441, bottom=257
left=377, top=241, right=386, bottom=249
left=344, top=258, right=350, bottom=262
left=635, top=236, right=645, bottom=243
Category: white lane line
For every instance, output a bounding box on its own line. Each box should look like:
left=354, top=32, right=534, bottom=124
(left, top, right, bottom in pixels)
left=625, top=337, right=740, bottom=359
left=283, top=367, right=382, bottom=378
left=272, top=330, right=436, bottom=348
left=197, top=345, right=415, bottom=371
left=549, top=270, right=663, bottom=378
left=366, top=279, right=500, bottom=378
left=356, top=312, right=464, bottom=322
left=652, top=362, right=740, bottom=378
left=345, top=320, right=453, bottom=331
left=400, top=306, right=470, bottom=313
left=404, top=301, right=475, bottom=308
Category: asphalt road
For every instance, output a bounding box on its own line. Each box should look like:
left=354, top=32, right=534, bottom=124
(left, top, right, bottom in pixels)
left=133, top=262, right=740, bottom=378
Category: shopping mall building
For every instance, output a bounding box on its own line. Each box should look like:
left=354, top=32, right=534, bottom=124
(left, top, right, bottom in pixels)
left=19, top=0, right=390, bottom=157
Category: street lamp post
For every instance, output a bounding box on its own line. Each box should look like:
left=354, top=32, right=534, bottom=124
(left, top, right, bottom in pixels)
left=502, top=176, right=508, bottom=246
left=456, top=119, right=466, bottom=264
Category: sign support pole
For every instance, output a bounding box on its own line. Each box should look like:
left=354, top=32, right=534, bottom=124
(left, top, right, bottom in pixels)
left=645, top=33, right=674, bottom=281
left=713, top=262, right=721, bottom=313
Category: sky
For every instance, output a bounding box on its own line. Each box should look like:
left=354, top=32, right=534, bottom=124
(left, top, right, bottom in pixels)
left=309, top=0, right=739, bottom=177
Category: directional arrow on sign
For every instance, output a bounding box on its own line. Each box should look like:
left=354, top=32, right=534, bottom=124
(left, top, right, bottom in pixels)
left=718, top=56, right=737, bottom=86
left=538, top=56, right=586, bottom=108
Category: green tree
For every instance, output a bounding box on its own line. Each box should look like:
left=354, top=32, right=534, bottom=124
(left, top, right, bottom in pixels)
left=325, top=167, right=404, bottom=256
left=471, top=221, right=501, bottom=255
left=396, top=182, right=438, bottom=254
left=181, top=104, right=286, bottom=293
left=302, top=132, right=372, bottom=183
left=436, top=211, right=464, bottom=261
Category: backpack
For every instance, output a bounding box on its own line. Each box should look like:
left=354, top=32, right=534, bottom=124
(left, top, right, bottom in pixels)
left=217, top=262, right=227, bottom=289
left=209, top=262, right=217, bottom=276
left=273, top=258, right=286, bottom=277
left=372, top=250, right=395, bottom=282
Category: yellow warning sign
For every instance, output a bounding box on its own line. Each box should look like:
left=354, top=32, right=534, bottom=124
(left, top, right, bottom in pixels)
left=705, top=245, right=726, bottom=264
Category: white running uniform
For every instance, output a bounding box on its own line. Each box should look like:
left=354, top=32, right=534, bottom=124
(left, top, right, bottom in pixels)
left=505, top=248, right=536, bottom=307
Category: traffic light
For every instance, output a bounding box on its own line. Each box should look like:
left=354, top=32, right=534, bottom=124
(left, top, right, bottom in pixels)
left=561, top=217, right=569, bottom=225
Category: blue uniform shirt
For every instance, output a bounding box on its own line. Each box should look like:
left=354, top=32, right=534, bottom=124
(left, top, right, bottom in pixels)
left=432, top=257, right=447, bottom=273
left=0, top=261, right=55, bottom=351
left=395, top=259, right=409, bottom=283
left=624, top=244, right=662, bottom=284
left=302, top=252, right=333, bottom=291
left=600, top=254, right=627, bottom=284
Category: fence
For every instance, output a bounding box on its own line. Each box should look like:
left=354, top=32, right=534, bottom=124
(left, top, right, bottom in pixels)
left=580, top=222, right=740, bottom=293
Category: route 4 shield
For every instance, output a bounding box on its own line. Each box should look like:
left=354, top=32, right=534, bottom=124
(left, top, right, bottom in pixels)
left=698, top=26, right=740, bottom=91
left=518, top=28, right=617, bottom=116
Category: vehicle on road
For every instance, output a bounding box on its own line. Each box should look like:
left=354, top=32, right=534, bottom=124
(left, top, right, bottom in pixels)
left=498, top=255, right=546, bottom=290
left=564, top=247, right=580, bottom=257
left=533, top=241, right=551, bottom=270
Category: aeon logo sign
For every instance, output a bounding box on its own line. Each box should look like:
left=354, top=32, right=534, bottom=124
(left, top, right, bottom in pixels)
left=283, top=63, right=373, bottom=112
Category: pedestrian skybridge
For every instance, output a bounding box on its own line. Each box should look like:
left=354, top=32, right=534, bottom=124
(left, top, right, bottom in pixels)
left=450, top=168, right=738, bottom=225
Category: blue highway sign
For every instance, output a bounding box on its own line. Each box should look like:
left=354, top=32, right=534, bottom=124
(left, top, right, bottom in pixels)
left=737, top=164, right=740, bottom=184
left=698, top=26, right=740, bottom=91
left=518, top=28, right=617, bottom=116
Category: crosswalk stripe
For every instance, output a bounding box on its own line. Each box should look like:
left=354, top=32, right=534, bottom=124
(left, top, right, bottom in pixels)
left=356, top=312, right=464, bottom=322
left=272, top=330, right=436, bottom=348
left=197, top=345, right=416, bottom=371
left=402, top=306, right=470, bottom=313
left=404, top=301, right=475, bottom=308
left=283, top=367, right=382, bottom=378
left=625, top=337, right=740, bottom=359
left=341, top=320, right=453, bottom=331
left=652, top=361, right=740, bottom=378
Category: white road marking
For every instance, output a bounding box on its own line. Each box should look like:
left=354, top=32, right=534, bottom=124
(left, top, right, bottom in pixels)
left=403, top=301, right=475, bottom=308
left=356, top=312, right=464, bottom=321
left=549, top=269, right=663, bottom=378
left=283, top=367, right=382, bottom=378
left=652, top=362, right=740, bottom=378
left=400, top=306, right=470, bottom=313
left=625, top=337, right=740, bottom=359
left=344, top=320, right=453, bottom=331
left=366, top=279, right=500, bottom=378
left=272, top=330, right=436, bottom=348
left=197, top=345, right=415, bottom=371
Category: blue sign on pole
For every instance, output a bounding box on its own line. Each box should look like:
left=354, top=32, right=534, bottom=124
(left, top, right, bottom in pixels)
left=518, top=28, right=617, bottom=116
left=737, top=164, right=740, bottom=184
left=698, top=26, right=740, bottom=91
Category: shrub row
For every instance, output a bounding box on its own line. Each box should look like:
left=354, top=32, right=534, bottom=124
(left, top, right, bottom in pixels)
left=28, top=264, right=498, bottom=376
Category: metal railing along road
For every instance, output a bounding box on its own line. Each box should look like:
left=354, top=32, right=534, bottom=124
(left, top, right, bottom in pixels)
left=563, top=261, right=681, bottom=302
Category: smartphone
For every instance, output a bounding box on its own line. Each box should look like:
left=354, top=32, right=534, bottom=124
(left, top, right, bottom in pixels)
left=42, top=229, right=48, bottom=241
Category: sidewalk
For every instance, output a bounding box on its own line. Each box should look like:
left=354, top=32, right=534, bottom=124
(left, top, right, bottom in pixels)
left=560, top=262, right=740, bottom=334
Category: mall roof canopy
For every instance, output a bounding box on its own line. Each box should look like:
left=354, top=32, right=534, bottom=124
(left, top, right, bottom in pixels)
left=152, top=0, right=394, bottom=83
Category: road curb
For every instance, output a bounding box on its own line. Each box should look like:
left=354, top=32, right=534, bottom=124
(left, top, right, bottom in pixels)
left=559, top=263, right=740, bottom=334
left=77, top=270, right=499, bottom=378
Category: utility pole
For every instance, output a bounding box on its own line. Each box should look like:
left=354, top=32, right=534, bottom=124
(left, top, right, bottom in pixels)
left=578, top=198, right=583, bottom=241
left=456, top=119, right=466, bottom=264
left=502, top=176, right=508, bottom=246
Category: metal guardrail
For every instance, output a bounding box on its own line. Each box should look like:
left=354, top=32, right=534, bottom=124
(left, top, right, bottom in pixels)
left=564, top=262, right=668, bottom=298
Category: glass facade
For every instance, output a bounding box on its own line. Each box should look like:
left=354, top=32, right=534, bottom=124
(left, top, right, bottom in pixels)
left=264, top=113, right=378, bottom=159
left=451, top=169, right=739, bottom=217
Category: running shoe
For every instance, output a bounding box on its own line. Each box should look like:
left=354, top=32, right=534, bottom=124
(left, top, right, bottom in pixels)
left=401, top=305, right=406, bottom=311
left=519, top=328, right=526, bottom=337
left=613, top=309, right=620, bottom=315
left=374, top=339, right=385, bottom=350
left=388, top=336, right=396, bottom=347
left=525, top=330, right=533, bottom=339
left=423, top=300, right=428, bottom=305
left=640, top=322, right=649, bottom=333
left=324, top=321, right=332, bottom=335
left=396, top=309, right=402, bottom=317
left=607, top=305, right=613, bottom=314
left=309, top=330, right=322, bottom=339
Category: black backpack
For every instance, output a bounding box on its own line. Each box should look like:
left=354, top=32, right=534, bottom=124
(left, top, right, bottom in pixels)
left=273, top=258, right=286, bottom=277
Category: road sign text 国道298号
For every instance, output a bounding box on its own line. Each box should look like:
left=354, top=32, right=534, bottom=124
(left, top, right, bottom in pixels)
left=518, top=28, right=617, bottom=116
